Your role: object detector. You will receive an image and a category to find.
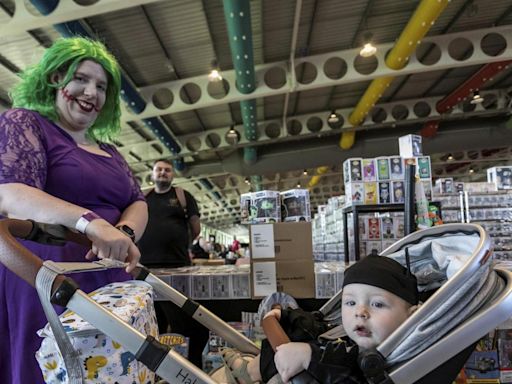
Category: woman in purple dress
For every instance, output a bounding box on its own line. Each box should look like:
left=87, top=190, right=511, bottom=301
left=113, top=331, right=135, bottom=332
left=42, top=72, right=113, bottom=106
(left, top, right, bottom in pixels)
left=0, top=37, right=148, bottom=383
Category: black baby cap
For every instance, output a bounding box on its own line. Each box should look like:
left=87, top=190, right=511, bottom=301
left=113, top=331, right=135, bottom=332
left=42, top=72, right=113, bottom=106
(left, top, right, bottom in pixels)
left=342, top=255, right=419, bottom=305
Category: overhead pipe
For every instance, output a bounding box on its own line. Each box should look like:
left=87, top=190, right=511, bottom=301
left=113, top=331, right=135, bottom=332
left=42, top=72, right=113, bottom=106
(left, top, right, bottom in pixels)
left=30, top=0, right=185, bottom=171
left=340, top=0, right=450, bottom=150
left=307, top=166, right=329, bottom=189
left=281, top=0, right=302, bottom=135
left=421, top=60, right=512, bottom=137
left=250, top=175, right=263, bottom=191
left=223, top=0, right=259, bottom=165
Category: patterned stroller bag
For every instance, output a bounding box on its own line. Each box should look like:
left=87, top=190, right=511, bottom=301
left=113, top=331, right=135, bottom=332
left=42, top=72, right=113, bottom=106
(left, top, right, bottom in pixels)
left=36, top=280, right=159, bottom=384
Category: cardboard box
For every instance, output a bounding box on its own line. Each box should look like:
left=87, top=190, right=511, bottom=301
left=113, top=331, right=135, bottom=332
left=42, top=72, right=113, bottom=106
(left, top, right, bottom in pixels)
left=249, top=222, right=314, bottom=298
left=399, top=134, right=422, bottom=157
left=281, top=189, right=311, bottom=222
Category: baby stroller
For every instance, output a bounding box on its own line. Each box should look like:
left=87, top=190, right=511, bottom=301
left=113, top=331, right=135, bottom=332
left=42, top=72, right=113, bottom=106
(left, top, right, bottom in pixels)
left=1, top=219, right=511, bottom=384
left=264, top=223, right=512, bottom=384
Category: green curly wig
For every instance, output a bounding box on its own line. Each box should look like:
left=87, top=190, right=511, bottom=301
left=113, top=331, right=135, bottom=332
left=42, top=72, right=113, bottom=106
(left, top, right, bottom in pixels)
left=9, top=37, right=122, bottom=142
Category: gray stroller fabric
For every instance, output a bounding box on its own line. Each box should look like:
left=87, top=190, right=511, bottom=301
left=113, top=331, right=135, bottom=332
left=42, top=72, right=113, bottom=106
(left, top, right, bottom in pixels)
left=385, top=233, right=481, bottom=292
left=381, top=231, right=498, bottom=365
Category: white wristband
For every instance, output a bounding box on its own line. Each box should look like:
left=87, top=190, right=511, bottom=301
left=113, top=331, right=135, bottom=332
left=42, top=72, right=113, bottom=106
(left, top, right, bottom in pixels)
left=75, top=211, right=101, bottom=233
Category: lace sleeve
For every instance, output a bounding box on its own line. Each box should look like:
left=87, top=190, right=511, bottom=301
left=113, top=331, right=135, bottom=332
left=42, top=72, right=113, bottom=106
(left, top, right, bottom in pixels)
left=0, top=109, right=47, bottom=189
left=108, top=145, right=145, bottom=203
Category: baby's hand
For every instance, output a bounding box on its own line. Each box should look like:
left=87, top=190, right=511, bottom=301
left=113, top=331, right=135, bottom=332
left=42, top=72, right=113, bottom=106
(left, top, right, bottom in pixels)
left=263, top=308, right=281, bottom=321
left=274, top=342, right=312, bottom=382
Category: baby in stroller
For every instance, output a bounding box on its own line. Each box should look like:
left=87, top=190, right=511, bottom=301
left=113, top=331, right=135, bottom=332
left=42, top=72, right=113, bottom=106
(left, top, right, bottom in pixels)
left=221, top=255, right=419, bottom=384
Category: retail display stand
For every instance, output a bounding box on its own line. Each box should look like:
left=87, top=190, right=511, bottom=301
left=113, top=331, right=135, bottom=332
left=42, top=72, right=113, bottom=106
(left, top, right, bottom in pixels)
left=342, top=203, right=405, bottom=262
left=439, top=190, right=512, bottom=260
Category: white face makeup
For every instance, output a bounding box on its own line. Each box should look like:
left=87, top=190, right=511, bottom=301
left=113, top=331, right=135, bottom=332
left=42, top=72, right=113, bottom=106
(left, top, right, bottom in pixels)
left=55, top=60, right=108, bottom=133
left=342, top=283, right=412, bottom=351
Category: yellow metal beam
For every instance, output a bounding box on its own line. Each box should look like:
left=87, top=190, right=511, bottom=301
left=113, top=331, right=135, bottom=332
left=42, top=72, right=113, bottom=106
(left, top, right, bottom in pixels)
left=340, top=0, right=450, bottom=148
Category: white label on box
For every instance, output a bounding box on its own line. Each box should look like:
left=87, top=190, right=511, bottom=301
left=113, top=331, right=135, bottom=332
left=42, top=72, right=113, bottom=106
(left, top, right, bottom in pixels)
left=251, top=224, right=275, bottom=259
left=253, top=262, right=277, bottom=297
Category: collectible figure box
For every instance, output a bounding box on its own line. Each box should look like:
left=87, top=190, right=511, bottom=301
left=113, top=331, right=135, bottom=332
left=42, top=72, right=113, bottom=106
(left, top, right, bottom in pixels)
left=435, top=177, right=454, bottom=194
left=399, top=134, right=422, bottom=157
left=240, top=192, right=252, bottom=224
left=364, top=182, right=378, bottom=204
left=231, top=271, right=251, bottom=299
left=171, top=273, right=192, bottom=297
left=367, top=217, right=381, bottom=240
left=378, top=181, right=391, bottom=204
left=421, top=180, right=433, bottom=201
left=315, top=268, right=337, bottom=299
left=392, top=181, right=405, bottom=203
left=191, top=272, right=211, bottom=299
left=362, top=158, right=377, bottom=182
left=376, top=157, right=390, bottom=181
left=210, top=274, right=231, bottom=299
left=417, top=156, right=431, bottom=179
left=389, top=156, right=405, bottom=180
left=280, top=189, right=311, bottom=222
left=345, top=182, right=364, bottom=206
left=381, top=217, right=394, bottom=239
left=251, top=190, right=281, bottom=223
left=343, top=158, right=363, bottom=183
left=487, top=166, right=512, bottom=190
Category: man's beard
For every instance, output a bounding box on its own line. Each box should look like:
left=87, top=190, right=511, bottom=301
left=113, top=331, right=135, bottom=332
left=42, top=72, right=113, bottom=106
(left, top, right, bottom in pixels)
left=155, top=180, right=171, bottom=190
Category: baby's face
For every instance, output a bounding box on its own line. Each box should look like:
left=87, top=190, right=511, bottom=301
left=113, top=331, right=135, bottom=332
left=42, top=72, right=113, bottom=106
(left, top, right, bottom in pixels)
left=342, top=283, right=411, bottom=351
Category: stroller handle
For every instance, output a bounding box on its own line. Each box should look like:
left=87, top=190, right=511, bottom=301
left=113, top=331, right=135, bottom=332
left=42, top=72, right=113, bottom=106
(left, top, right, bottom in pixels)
left=0, top=219, right=58, bottom=290
left=261, top=316, right=321, bottom=384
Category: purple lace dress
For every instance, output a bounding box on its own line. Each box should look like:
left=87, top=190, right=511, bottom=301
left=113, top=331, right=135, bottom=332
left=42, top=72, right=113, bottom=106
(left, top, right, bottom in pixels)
left=0, top=108, right=145, bottom=383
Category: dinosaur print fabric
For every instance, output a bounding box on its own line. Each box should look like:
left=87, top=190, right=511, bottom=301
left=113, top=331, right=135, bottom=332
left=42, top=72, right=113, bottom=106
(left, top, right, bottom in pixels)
left=35, top=281, right=158, bottom=383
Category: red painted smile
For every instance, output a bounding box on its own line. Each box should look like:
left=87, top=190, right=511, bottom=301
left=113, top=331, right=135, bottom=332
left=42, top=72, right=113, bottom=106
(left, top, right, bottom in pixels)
left=61, top=89, right=100, bottom=113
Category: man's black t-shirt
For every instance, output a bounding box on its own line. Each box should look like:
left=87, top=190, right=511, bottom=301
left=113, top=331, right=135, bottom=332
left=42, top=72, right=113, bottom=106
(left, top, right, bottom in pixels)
left=138, top=187, right=199, bottom=268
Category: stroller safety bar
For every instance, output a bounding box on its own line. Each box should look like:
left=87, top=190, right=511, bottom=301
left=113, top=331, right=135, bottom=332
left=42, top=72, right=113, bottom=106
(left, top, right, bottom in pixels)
left=60, top=281, right=217, bottom=384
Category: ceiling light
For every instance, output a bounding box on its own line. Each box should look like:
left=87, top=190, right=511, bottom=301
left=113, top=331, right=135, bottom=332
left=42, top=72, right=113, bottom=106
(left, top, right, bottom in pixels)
left=297, top=182, right=301, bottom=188
left=208, top=59, right=222, bottom=82
left=470, top=91, right=483, bottom=105
left=226, top=125, right=240, bottom=145
left=303, top=169, right=308, bottom=176
left=327, top=110, right=343, bottom=129
left=244, top=177, right=250, bottom=184
left=359, top=33, right=377, bottom=58
left=469, top=167, right=475, bottom=174
left=447, top=153, right=453, bottom=161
